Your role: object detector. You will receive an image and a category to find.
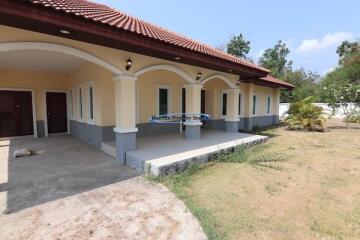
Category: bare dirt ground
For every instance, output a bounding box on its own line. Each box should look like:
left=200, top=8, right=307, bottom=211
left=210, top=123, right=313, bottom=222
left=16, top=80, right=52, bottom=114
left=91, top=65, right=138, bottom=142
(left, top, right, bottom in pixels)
left=0, top=177, right=206, bottom=240
left=174, top=119, right=360, bottom=239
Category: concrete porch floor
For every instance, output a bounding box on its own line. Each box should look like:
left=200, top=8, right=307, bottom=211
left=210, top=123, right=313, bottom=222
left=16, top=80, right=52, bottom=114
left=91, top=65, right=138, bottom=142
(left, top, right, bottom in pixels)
left=102, top=130, right=268, bottom=175
left=0, top=135, right=139, bottom=214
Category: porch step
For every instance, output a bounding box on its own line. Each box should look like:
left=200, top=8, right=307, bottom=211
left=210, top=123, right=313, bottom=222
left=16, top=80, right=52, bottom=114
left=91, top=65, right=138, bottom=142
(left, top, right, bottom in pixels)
left=129, top=134, right=268, bottom=176
left=102, top=134, right=269, bottom=176
left=101, top=141, right=116, bottom=158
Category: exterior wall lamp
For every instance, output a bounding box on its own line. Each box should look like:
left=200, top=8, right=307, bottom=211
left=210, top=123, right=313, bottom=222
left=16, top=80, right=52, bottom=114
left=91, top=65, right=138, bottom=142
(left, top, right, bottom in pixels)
left=236, top=80, right=241, bottom=86
left=196, top=72, right=202, bottom=81
left=126, top=58, right=133, bottom=71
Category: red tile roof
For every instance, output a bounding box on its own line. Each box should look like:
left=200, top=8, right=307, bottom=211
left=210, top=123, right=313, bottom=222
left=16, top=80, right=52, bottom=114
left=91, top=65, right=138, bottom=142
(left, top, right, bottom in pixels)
left=30, top=0, right=270, bottom=74
left=260, top=75, right=295, bottom=89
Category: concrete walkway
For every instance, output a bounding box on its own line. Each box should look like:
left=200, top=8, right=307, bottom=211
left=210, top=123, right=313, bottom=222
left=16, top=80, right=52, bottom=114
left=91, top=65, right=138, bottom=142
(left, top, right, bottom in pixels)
left=0, top=178, right=206, bottom=240
left=0, top=136, right=206, bottom=240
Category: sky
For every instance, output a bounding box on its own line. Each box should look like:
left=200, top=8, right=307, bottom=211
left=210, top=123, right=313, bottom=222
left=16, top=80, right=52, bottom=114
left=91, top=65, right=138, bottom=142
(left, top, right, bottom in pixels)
left=93, top=0, right=359, bottom=76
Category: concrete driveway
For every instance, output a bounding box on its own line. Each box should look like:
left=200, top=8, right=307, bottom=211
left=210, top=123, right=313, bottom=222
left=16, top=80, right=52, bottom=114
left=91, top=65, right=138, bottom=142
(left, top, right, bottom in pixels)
left=0, top=136, right=206, bottom=240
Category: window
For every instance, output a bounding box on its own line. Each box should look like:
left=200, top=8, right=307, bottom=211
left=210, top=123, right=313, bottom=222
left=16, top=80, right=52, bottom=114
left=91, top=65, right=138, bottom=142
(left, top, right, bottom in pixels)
left=222, top=92, right=227, bottom=116
left=88, top=82, right=94, bottom=122
left=238, top=93, right=242, bottom=116
left=158, top=86, right=170, bottom=115
left=267, top=96, right=272, bottom=114
left=79, top=87, right=83, bottom=120
left=252, top=95, right=257, bottom=115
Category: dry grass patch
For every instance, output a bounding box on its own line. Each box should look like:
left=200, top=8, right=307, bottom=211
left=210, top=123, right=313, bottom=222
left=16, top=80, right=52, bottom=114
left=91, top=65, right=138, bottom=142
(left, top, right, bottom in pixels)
left=156, top=119, right=360, bottom=240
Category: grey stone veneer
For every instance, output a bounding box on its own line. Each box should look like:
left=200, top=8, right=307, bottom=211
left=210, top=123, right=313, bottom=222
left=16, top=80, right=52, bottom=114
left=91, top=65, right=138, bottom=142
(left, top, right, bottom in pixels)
left=185, top=125, right=201, bottom=139
left=204, top=115, right=280, bottom=132
left=136, top=123, right=180, bottom=137
left=252, top=115, right=279, bottom=128
left=203, top=119, right=226, bottom=131
left=36, top=120, right=45, bottom=137
left=115, top=132, right=136, bottom=164
left=150, top=136, right=269, bottom=176
left=70, top=120, right=115, bottom=149
left=225, top=121, right=240, bottom=132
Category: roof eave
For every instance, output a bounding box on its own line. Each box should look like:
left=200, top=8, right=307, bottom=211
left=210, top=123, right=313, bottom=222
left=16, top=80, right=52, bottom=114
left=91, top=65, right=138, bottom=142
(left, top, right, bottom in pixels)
left=243, top=78, right=295, bottom=90
left=0, top=0, right=268, bottom=78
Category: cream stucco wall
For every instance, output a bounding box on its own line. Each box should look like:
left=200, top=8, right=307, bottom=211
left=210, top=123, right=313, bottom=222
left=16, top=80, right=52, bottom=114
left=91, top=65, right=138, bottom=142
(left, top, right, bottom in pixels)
left=0, top=25, right=282, bottom=131
left=137, top=70, right=188, bottom=123
left=254, top=85, right=275, bottom=116
left=0, top=68, right=68, bottom=121
left=67, top=63, right=115, bottom=126
left=0, top=25, right=239, bottom=85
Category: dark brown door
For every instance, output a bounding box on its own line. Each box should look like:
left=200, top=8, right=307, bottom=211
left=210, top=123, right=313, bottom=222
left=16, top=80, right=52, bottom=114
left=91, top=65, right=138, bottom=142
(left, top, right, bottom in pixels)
left=0, top=90, right=34, bottom=138
left=46, top=92, right=67, bottom=134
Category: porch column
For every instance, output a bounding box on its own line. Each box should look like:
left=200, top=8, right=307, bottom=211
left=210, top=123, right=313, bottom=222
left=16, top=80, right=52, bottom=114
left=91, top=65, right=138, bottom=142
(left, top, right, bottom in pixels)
left=244, top=83, right=255, bottom=131
left=272, top=88, right=280, bottom=124
left=184, top=84, right=202, bottom=139
left=225, top=88, right=240, bottom=132
left=113, top=74, right=138, bottom=164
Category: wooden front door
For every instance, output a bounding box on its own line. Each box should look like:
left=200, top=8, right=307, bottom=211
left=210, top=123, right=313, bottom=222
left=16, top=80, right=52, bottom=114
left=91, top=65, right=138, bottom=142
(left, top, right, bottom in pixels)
left=46, top=92, right=67, bottom=134
left=0, top=90, right=34, bottom=138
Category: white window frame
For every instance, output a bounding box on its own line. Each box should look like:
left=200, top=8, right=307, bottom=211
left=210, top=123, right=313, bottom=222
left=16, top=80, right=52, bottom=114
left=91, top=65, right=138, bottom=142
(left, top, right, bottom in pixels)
left=69, top=87, right=75, bottom=120
left=87, top=82, right=95, bottom=124
left=136, top=82, right=140, bottom=124
left=220, top=90, right=228, bottom=119
left=238, top=92, right=244, bottom=117
left=252, top=94, right=258, bottom=117
left=156, top=84, right=171, bottom=115
left=266, top=95, right=272, bottom=115
left=77, top=85, right=84, bottom=122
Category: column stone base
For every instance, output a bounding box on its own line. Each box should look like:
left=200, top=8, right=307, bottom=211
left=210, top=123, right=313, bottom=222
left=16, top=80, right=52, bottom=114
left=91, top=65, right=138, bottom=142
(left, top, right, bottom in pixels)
left=184, top=122, right=201, bottom=140
left=115, top=131, right=137, bottom=164
left=225, top=120, right=240, bottom=132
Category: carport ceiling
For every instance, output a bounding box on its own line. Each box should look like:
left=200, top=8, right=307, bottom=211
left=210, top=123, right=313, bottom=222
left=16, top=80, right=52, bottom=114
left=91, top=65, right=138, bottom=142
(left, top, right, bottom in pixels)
left=0, top=50, right=87, bottom=74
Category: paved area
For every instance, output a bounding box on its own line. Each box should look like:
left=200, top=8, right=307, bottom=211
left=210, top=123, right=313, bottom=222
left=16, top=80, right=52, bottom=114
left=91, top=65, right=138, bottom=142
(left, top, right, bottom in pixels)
left=0, top=136, right=206, bottom=240
left=103, top=130, right=266, bottom=174
left=0, top=135, right=139, bottom=213
left=130, top=130, right=262, bottom=160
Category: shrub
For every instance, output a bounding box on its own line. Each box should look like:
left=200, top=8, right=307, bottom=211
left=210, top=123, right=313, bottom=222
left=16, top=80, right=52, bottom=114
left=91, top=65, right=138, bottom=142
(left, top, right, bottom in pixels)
left=344, top=113, right=360, bottom=123
left=285, top=97, right=326, bottom=131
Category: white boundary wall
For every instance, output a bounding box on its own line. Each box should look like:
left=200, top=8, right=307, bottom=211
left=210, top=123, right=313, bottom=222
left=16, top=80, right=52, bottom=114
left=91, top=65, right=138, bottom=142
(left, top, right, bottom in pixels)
left=280, top=103, right=358, bottom=119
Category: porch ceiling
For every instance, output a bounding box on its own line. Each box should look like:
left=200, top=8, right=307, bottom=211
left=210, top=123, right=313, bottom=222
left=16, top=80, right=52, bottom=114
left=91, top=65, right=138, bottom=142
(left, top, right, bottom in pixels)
left=0, top=50, right=87, bottom=73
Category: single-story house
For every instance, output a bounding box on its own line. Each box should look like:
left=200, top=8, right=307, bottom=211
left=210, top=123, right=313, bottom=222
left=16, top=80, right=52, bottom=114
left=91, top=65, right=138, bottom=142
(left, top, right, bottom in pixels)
left=0, top=0, right=294, bottom=168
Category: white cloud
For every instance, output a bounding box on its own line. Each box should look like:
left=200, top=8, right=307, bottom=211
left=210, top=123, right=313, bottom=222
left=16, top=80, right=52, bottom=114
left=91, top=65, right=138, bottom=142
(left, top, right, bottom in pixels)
left=256, top=48, right=265, bottom=58
left=321, top=67, right=335, bottom=76
left=295, top=32, right=355, bottom=54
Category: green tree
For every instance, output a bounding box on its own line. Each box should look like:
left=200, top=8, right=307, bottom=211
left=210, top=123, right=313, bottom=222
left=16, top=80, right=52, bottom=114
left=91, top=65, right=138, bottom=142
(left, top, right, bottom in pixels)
left=282, top=69, right=321, bottom=103
left=321, top=41, right=360, bottom=91
left=258, top=40, right=292, bottom=78
left=323, top=83, right=360, bottom=129
left=336, top=40, right=359, bottom=64
left=226, top=34, right=251, bottom=59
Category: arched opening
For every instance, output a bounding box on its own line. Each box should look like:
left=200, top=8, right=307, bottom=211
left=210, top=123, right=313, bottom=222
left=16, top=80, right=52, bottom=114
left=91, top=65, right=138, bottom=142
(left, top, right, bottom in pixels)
left=202, top=77, right=234, bottom=130
left=0, top=42, right=123, bottom=75
left=134, top=64, right=194, bottom=83
left=133, top=65, right=194, bottom=137
left=0, top=42, right=119, bottom=142
left=201, top=74, right=236, bottom=88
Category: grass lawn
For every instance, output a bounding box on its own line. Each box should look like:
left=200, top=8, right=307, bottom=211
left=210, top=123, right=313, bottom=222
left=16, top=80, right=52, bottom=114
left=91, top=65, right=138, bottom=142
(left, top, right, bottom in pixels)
left=155, top=119, right=360, bottom=240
